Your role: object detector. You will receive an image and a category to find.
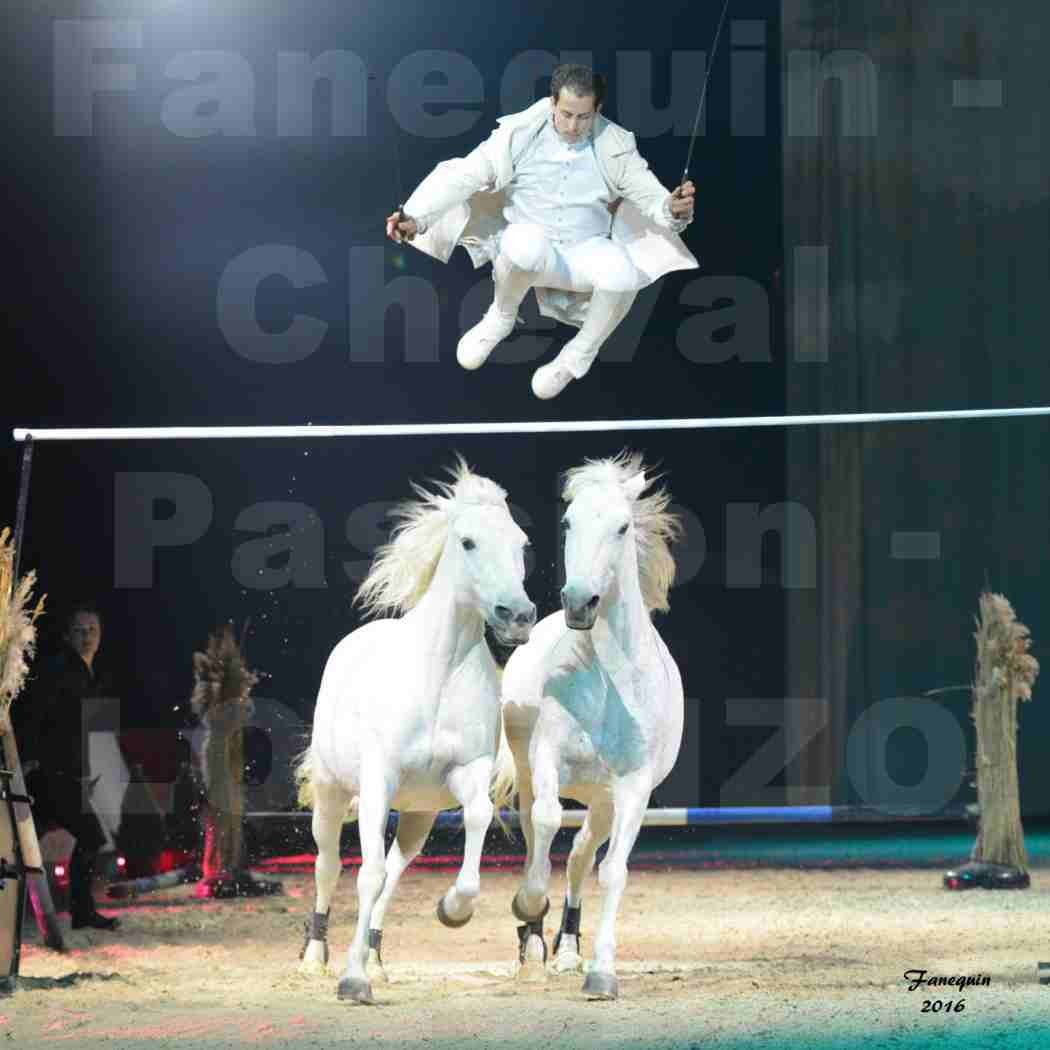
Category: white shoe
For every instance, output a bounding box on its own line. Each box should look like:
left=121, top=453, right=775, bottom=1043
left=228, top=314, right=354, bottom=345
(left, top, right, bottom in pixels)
left=531, top=358, right=576, bottom=400
left=456, top=307, right=517, bottom=370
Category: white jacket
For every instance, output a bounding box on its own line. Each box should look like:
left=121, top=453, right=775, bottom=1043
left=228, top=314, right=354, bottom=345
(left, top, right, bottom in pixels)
left=402, top=99, right=700, bottom=327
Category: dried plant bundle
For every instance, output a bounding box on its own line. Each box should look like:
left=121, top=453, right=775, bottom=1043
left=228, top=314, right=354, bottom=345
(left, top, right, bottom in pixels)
left=0, top=525, right=46, bottom=720
left=192, top=623, right=258, bottom=878
left=971, top=591, right=1039, bottom=870
left=974, top=592, right=1039, bottom=704
left=190, top=623, right=258, bottom=720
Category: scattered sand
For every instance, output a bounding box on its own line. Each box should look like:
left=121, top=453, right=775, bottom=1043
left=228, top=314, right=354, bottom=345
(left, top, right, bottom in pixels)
left=6, top=867, right=1050, bottom=1048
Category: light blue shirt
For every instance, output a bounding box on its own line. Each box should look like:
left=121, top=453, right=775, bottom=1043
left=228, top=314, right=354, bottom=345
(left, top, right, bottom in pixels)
left=503, top=117, right=614, bottom=246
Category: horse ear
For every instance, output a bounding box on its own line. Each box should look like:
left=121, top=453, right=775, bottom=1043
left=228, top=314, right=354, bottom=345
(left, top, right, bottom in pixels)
left=622, top=471, right=647, bottom=501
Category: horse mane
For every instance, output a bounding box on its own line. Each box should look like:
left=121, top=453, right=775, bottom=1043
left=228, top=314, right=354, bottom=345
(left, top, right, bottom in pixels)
left=562, top=451, right=682, bottom=614
left=353, top=455, right=509, bottom=618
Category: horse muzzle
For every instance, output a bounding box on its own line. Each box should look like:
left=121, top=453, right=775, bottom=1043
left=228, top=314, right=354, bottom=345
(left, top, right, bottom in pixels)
left=490, top=600, right=536, bottom=646
left=561, top=586, right=600, bottom=631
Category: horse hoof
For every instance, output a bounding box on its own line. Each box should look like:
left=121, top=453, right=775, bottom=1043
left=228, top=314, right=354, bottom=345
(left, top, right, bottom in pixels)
left=298, top=936, right=329, bottom=975
left=367, top=949, right=388, bottom=983
left=582, top=970, right=619, bottom=1000
left=511, top=892, right=549, bottom=924
left=337, top=976, right=375, bottom=1004
left=297, top=956, right=329, bottom=977
left=436, top=896, right=472, bottom=928
left=553, top=950, right=584, bottom=975
left=515, top=959, right=548, bottom=984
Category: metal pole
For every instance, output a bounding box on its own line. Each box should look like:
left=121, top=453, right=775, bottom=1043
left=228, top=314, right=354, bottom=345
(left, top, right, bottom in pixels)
left=11, top=434, right=33, bottom=583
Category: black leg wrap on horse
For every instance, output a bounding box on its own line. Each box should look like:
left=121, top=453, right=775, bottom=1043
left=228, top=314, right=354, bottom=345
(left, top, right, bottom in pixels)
left=368, top=928, right=383, bottom=965
left=300, top=909, right=330, bottom=963
left=310, top=910, right=330, bottom=942
left=517, top=918, right=548, bottom=964
left=553, top=902, right=581, bottom=956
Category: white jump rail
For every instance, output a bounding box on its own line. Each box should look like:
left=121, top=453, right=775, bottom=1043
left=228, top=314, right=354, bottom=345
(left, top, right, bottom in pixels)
left=11, top=405, right=1050, bottom=443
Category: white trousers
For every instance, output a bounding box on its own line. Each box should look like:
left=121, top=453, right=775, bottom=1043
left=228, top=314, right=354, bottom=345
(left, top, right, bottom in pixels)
left=491, top=223, right=639, bottom=378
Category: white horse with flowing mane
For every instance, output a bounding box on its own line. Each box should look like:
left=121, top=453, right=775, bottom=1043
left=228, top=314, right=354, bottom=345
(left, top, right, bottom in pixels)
left=492, top=452, right=684, bottom=1000
left=295, top=458, right=535, bottom=1003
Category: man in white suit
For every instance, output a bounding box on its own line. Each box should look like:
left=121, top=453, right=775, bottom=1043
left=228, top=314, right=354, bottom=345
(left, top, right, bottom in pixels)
left=386, top=64, right=698, bottom=399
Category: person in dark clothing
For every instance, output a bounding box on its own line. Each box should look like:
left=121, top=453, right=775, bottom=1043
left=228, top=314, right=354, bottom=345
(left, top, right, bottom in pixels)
left=15, top=602, right=121, bottom=931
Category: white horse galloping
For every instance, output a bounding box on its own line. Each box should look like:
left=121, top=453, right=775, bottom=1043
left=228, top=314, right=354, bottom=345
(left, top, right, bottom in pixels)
left=493, top=452, right=684, bottom=1000
left=296, top=458, right=535, bottom=1004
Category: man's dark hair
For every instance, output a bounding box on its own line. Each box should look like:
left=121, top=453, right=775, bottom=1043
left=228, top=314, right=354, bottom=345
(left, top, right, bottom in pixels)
left=550, top=64, right=606, bottom=107
left=64, top=601, right=103, bottom=630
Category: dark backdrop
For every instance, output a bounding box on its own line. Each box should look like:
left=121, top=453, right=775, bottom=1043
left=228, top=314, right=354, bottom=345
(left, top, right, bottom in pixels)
left=783, top=0, right=1050, bottom=818
left=7, top=1, right=1048, bottom=820
left=1, top=0, right=787, bottom=810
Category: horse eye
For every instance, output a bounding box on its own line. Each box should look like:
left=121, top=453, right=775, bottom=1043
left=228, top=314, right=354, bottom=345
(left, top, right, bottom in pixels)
left=618, top=523, right=629, bottom=536
left=461, top=538, right=475, bottom=551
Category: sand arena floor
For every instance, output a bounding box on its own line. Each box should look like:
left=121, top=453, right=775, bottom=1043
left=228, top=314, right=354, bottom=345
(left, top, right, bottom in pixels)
left=6, top=867, right=1050, bottom=1049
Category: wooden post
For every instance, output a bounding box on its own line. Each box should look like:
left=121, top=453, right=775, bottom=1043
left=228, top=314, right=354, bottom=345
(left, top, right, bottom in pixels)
left=0, top=713, right=65, bottom=950
left=0, top=715, right=43, bottom=873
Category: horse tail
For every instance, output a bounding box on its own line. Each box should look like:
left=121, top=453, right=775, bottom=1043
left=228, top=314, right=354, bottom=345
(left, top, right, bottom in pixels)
left=490, top=712, right=518, bottom=837
left=292, top=743, right=316, bottom=809
left=293, top=744, right=360, bottom=823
